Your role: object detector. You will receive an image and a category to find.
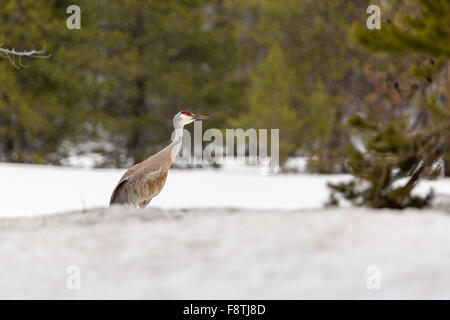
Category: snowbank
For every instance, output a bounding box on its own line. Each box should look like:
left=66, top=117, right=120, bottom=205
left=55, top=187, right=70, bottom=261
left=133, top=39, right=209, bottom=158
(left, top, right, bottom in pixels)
left=1, top=206, right=450, bottom=299
left=0, top=162, right=449, bottom=217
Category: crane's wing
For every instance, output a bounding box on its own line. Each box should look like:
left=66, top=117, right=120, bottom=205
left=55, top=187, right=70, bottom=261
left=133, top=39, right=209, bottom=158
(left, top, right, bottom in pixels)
left=109, top=165, right=168, bottom=207
left=136, top=166, right=168, bottom=203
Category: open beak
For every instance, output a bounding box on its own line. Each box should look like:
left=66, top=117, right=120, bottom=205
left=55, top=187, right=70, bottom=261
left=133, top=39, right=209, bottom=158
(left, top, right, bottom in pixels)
left=191, top=113, right=210, bottom=120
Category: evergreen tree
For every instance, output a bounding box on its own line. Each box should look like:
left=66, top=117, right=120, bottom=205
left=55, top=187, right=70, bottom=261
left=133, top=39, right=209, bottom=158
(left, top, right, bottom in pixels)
left=230, top=44, right=300, bottom=165
left=0, top=0, right=248, bottom=166
left=231, top=0, right=371, bottom=171
left=85, top=0, right=248, bottom=165
left=329, top=0, right=450, bottom=208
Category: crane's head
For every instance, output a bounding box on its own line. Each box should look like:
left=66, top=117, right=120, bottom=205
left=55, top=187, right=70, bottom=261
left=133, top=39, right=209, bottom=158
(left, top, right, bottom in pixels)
left=173, top=110, right=210, bottom=129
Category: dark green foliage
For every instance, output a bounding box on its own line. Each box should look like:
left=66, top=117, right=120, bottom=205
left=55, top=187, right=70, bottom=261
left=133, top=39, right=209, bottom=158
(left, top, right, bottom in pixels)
left=329, top=116, right=449, bottom=208
left=330, top=0, right=450, bottom=208
left=0, top=0, right=448, bottom=177
left=0, top=0, right=83, bottom=163
left=354, top=0, right=450, bottom=58
left=0, top=0, right=248, bottom=166
left=231, top=0, right=371, bottom=172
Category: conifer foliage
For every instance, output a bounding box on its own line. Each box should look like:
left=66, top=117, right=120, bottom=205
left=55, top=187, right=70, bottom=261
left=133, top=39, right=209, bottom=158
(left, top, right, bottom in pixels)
left=329, top=0, right=450, bottom=208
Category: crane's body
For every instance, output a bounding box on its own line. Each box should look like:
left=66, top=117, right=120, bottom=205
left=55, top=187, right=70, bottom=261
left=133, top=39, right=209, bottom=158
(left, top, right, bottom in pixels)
left=109, top=110, right=209, bottom=208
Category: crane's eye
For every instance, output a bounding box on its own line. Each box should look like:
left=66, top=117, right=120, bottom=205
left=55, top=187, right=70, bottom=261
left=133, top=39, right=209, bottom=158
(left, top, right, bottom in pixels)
left=181, top=110, right=191, bottom=116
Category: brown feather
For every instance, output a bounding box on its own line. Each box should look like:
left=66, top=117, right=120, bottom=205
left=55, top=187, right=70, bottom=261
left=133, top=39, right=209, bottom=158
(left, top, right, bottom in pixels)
left=109, top=137, right=179, bottom=207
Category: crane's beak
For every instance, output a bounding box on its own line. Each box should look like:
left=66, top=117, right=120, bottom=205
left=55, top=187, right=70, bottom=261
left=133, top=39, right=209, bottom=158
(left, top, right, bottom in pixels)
left=191, top=113, right=210, bottom=120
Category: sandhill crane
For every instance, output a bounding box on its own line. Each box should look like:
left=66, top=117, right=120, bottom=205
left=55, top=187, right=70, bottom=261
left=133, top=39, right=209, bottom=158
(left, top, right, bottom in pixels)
left=109, top=110, right=210, bottom=208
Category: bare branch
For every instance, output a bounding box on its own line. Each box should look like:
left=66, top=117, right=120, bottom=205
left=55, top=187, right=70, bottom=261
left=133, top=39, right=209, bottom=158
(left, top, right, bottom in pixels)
left=0, top=43, right=51, bottom=69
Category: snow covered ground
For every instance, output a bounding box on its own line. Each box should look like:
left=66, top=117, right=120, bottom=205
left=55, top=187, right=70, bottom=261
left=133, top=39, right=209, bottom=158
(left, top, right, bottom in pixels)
left=1, top=206, right=450, bottom=299
left=1, top=162, right=449, bottom=299
left=0, top=162, right=449, bottom=217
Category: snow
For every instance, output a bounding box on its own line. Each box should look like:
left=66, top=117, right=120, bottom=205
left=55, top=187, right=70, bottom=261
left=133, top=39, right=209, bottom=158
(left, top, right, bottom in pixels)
left=1, top=206, right=450, bottom=299
left=0, top=162, right=449, bottom=217
left=1, top=162, right=450, bottom=299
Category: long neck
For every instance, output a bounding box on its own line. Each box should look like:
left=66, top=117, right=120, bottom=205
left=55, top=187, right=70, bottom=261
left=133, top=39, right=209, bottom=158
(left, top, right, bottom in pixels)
left=154, top=126, right=183, bottom=168
left=169, top=127, right=184, bottom=161
left=145, top=122, right=185, bottom=169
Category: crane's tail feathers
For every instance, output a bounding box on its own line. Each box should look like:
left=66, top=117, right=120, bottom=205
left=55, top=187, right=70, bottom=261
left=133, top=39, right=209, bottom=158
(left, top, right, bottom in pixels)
left=109, top=177, right=131, bottom=206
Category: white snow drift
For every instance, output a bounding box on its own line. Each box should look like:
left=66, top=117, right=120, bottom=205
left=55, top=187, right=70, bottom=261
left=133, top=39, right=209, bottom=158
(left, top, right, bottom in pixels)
left=1, top=206, right=450, bottom=299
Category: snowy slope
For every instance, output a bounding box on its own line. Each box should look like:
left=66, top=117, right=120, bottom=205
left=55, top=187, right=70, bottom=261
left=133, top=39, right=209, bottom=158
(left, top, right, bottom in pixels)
left=0, top=162, right=449, bottom=217
left=1, top=206, right=450, bottom=299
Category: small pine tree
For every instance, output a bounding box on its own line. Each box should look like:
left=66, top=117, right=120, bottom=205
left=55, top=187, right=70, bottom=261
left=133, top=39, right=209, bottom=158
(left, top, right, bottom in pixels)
left=329, top=114, right=449, bottom=208
left=329, top=0, right=450, bottom=208
left=230, top=44, right=301, bottom=165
